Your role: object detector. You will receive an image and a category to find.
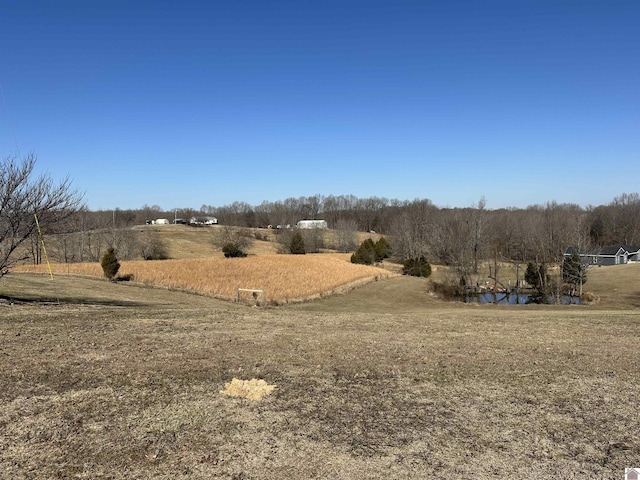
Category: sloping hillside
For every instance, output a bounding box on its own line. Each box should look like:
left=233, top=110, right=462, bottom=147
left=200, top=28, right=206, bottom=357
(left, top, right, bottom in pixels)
left=583, top=262, right=640, bottom=308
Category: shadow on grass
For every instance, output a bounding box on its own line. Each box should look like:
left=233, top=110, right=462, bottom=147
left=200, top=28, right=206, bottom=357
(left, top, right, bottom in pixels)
left=0, top=294, right=147, bottom=307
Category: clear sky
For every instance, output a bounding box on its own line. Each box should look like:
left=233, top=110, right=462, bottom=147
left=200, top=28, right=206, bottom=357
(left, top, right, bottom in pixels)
left=1, top=1, right=638, bottom=211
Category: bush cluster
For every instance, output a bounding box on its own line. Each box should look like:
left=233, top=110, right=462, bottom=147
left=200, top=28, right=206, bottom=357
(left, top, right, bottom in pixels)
left=402, top=256, right=432, bottom=277
left=430, top=280, right=460, bottom=300
left=140, top=232, right=169, bottom=260
left=222, top=243, right=247, bottom=258
left=351, top=237, right=391, bottom=265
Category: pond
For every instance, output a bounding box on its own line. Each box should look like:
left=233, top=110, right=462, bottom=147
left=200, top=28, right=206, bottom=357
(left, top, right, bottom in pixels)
left=464, top=292, right=580, bottom=305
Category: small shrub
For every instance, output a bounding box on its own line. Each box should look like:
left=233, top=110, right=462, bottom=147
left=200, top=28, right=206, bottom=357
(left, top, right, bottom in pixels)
left=100, top=247, right=120, bottom=280
left=214, top=226, right=252, bottom=257
left=222, top=243, right=247, bottom=258
left=403, top=256, right=432, bottom=277
left=430, top=280, right=459, bottom=300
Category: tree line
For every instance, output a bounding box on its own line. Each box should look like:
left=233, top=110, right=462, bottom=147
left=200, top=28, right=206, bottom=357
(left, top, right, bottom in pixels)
left=77, top=193, right=640, bottom=262
left=3, top=154, right=640, bottom=284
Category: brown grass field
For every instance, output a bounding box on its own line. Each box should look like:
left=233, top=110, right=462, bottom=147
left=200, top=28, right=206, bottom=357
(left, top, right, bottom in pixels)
left=2, top=233, right=640, bottom=478
left=15, top=254, right=396, bottom=305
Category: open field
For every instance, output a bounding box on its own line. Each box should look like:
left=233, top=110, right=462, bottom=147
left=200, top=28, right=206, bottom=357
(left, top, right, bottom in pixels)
left=133, top=225, right=282, bottom=258
left=42, top=224, right=381, bottom=261
left=1, top=271, right=639, bottom=479
left=15, top=254, right=396, bottom=305
left=582, top=262, right=640, bottom=309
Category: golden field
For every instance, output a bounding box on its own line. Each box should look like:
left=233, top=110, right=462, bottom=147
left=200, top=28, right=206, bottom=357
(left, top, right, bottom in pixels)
left=15, top=253, right=396, bottom=304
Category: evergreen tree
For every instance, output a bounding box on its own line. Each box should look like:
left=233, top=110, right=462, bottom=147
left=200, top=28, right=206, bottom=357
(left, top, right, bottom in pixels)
left=290, top=231, right=306, bottom=254
left=374, top=236, right=391, bottom=262
left=100, top=247, right=120, bottom=280
left=351, top=238, right=377, bottom=265
left=525, top=262, right=548, bottom=293
left=402, top=256, right=432, bottom=277
left=562, top=252, right=587, bottom=294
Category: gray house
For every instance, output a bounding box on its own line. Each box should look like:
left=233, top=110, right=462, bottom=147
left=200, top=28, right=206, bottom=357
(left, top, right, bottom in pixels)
left=564, top=244, right=640, bottom=266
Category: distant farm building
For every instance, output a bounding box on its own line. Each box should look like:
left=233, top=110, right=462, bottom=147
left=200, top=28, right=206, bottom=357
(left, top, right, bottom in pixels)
left=297, top=219, right=328, bottom=229
left=189, top=216, right=218, bottom=225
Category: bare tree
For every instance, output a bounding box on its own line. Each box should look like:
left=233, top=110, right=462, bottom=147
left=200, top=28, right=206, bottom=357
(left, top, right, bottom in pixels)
left=334, top=218, right=359, bottom=253
left=276, top=227, right=324, bottom=254
left=105, top=229, right=139, bottom=260
left=139, top=230, right=169, bottom=260
left=213, top=225, right=253, bottom=255
left=390, top=201, right=436, bottom=261
left=0, top=153, right=83, bottom=278
left=355, top=196, right=389, bottom=233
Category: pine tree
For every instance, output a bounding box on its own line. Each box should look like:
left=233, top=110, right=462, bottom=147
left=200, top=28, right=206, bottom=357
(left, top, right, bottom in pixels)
left=351, top=238, right=377, bottom=264
left=100, top=247, right=120, bottom=280
left=562, top=252, right=586, bottom=295
left=290, top=232, right=306, bottom=254
left=525, top=262, right=548, bottom=294
left=403, top=256, right=432, bottom=277
left=374, top=236, right=391, bottom=262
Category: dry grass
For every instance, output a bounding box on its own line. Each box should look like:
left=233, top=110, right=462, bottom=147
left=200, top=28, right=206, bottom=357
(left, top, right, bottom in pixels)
left=15, top=254, right=396, bottom=304
left=3, top=229, right=640, bottom=478
left=0, top=273, right=638, bottom=479
left=142, top=225, right=222, bottom=258
left=220, top=379, right=277, bottom=401
left=581, top=262, right=640, bottom=308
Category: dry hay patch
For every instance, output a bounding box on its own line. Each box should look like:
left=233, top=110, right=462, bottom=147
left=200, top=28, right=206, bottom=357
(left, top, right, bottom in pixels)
left=16, top=253, right=396, bottom=304
left=220, top=378, right=276, bottom=401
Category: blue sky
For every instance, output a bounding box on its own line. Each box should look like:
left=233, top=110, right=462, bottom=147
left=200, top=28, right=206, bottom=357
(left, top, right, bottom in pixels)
left=1, top=1, right=638, bottom=211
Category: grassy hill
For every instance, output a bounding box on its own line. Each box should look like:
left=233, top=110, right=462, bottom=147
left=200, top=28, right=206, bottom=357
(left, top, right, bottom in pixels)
left=2, top=228, right=640, bottom=478
left=11, top=223, right=640, bottom=309
left=582, top=262, right=640, bottom=309
left=1, top=271, right=639, bottom=478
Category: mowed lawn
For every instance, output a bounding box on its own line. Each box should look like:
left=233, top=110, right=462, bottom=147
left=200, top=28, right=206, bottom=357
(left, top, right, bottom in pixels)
left=0, top=273, right=639, bottom=479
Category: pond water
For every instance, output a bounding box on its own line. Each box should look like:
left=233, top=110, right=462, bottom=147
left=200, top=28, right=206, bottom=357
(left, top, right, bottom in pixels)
left=464, top=292, right=580, bottom=305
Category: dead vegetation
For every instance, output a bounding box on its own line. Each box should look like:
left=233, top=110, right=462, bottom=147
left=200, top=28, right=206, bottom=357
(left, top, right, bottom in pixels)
left=220, top=379, right=276, bottom=401
left=15, top=253, right=396, bottom=305
left=0, top=272, right=639, bottom=478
